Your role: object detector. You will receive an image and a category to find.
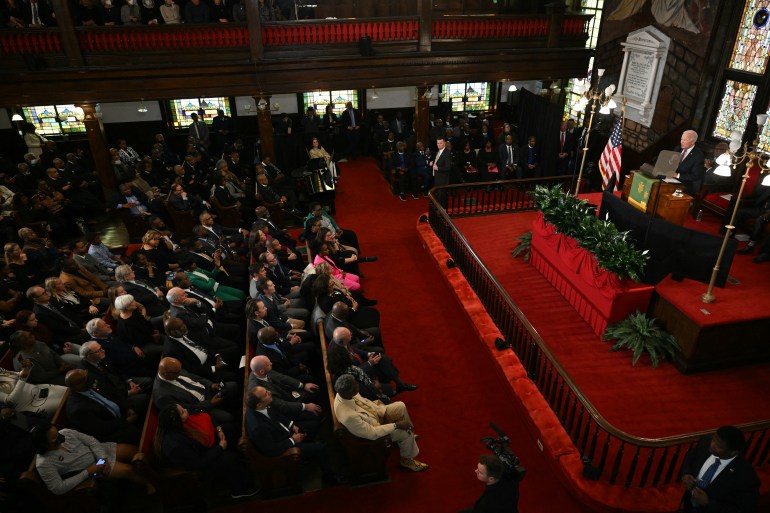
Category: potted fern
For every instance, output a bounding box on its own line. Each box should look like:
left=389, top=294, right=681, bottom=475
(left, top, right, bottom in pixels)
left=602, top=311, right=680, bottom=367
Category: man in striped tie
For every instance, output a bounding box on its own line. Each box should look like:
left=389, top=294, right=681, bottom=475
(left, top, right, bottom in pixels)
left=679, top=425, right=759, bottom=512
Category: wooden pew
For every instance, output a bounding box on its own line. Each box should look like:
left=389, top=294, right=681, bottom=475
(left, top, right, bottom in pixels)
left=18, top=390, right=102, bottom=513
left=318, top=319, right=392, bottom=485
left=237, top=325, right=303, bottom=499
left=132, top=395, right=207, bottom=513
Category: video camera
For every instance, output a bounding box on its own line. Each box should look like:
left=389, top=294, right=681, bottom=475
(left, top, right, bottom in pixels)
left=480, top=422, right=527, bottom=482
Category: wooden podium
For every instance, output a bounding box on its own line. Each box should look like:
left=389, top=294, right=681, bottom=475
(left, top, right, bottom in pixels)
left=621, top=170, right=692, bottom=226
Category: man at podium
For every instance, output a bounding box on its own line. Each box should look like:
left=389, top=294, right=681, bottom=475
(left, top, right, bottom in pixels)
left=674, top=130, right=706, bottom=195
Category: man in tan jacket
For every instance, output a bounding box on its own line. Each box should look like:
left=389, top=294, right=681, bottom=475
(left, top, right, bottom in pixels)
left=333, top=374, right=428, bottom=472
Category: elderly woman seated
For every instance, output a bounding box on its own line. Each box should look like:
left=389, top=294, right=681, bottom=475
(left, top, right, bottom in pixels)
left=31, top=422, right=154, bottom=495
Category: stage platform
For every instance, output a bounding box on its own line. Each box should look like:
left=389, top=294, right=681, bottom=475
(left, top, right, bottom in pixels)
left=450, top=209, right=770, bottom=437
left=418, top=206, right=770, bottom=512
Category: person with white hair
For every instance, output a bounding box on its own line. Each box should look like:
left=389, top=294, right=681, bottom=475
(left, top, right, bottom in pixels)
left=114, top=264, right=167, bottom=317
left=114, top=294, right=163, bottom=366
left=674, top=129, right=706, bottom=196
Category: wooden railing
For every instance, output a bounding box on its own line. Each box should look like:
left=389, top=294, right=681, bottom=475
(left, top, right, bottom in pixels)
left=432, top=16, right=549, bottom=40
left=0, top=13, right=589, bottom=57
left=261, top=17, right=419, bottom=46
left=428, top=178, right=770, bottom=487
left=77, top=24, right=249, bottom=52
left=0, top=28, right=62, bottom=55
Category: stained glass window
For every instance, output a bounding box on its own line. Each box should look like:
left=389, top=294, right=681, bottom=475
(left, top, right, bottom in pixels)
left=728, top=1, right=770, bottom=74
left=21, top=105, right=86, bottom=136
left=302, top=91, right=358, bottom=116
left=168, top=97, right=231, bottom=130
left=712, top=80, right=758, bottom=140
left=440, top=83, right=490, bottom=112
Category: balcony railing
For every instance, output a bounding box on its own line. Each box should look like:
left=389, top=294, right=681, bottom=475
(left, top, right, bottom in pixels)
left=77, top=24, right=249, bottom=52
left=432, top=16, right=549, bottom=40
left=0, top=12, right=590, bottom=58
left=427, top=179, right=770, bottom=488
left=261, top=18, right=419, bottom=46
left=0, top=28, right=62, bottom=55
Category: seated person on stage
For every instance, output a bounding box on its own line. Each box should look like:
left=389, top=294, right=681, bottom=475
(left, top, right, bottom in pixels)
left=674, top=130, right=706, bottom=196
left=154, top=403, right=259, bottom=500
left=460, top=454, right=520, bottom=513
left=680, top=425, right=759, bottom=513
left=333, top=374, right=428, bottom=472
left=735, top=185, right=770, bottom=257
left=702, top=142, right=732, bottom=189
left=31, top=423, right=154, bottom=496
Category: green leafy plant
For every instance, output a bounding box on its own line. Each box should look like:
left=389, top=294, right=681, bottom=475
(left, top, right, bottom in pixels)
left=530, top=184, right=649, bottom=281
left=602, top=311, right=679, bottom=367
left=512, top=231, right=531, bottom=260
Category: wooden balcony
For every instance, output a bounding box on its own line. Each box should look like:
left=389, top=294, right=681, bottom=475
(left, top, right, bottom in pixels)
left=0, top=5, right=593, bottom=105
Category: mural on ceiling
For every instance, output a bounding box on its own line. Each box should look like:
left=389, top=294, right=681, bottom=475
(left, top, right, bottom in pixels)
left=599, top=0, right=716, bottom=57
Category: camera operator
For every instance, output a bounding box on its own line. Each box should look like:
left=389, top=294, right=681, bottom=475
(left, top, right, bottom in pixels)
left=460, top=454, right=520, bottom=513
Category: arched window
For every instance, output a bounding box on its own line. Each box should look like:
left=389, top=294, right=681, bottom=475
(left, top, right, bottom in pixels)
left=712, top=1, right=770, bottom=151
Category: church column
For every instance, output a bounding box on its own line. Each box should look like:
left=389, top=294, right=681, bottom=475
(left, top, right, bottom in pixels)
left=418, top=0, right=431, bottom=53
left=50, top=0, right=84, bottom=67
left=415, top=86, right=432, bottom=146
left=546, top=3, right=565, bottom=49
left=244, top=0, right=263, bottom=61
left=253, top=95, right=275, bottom=161
left=77, top=102, right=115, bottom=198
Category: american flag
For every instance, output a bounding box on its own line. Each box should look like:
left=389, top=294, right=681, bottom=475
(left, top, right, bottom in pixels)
left=599, top=117, right=623, bottom=191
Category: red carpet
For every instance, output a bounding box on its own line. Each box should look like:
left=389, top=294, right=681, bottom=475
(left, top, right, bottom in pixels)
left=453, top=212, right=770, bottom=439
left=225, top=159, right=598, bottom=513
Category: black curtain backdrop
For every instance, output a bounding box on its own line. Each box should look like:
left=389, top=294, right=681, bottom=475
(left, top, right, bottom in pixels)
left=599, top=192, right=736, bottom=287
left=516, top=88, right=563, bottom=177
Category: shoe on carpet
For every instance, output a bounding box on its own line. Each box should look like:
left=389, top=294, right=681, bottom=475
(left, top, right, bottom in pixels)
left=360, top=256, right=378, bottom=262
left=737, top=245, right=756, bottom=255
left=231, top=486, right=261, bottom=499
left=411, top=193, right=419, bottom=200
left=400, top=458, right=429, bottom=472
left=397, top=383, right=418, bottom=392
left=753, top=253, right=770, bottom=263
left=399, top=193, right=406, bottom=201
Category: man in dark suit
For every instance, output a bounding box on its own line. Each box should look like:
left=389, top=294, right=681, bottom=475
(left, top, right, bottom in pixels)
left=111, top=182, right=152, bottom=218
left=27, top=286, right=90, bottom=345
left=188, top=112, right=209, bottom=148
left=339, top=101, right=362, bottom=160
left=64, top=369, right=141, bottom=445
left=432, top=137, right=453, bottom=204
left=675, top=130, right=707, bottom=196
left=245, top=386, right=338, bottom=485
left=247, top=355, right=322, bottom=423
left=79, top=340, right=151, bottom=416
left=166, top=287, right=243, bottom=357
left=556, top=120, right=577, bottom=175
left=162, top=316, right=239, bottom=382
left=498, top=134, right=520, bottom=180
left=388, top=141, right=414, bottom=201
left=169, top=182, right=210, bottom=215
left=519, top=135, right=540, bottom=178
left=85, top=318, right=157, bottom=378
left=254, top=206, right=297, bottom=249
left=324, top=301, right=381, bottom=348
left=680, top=425, right=759, bottom=512
left=23, top=0, right=55, bottom=26
left=114, top=264, right=167, bottom=317
left=254, top=326, right=316, bottom=382
left=460, top=454, right=520, bottom=513
left=153, top=357, right=236, bottom=425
